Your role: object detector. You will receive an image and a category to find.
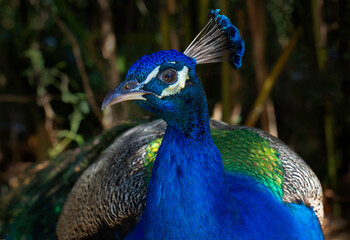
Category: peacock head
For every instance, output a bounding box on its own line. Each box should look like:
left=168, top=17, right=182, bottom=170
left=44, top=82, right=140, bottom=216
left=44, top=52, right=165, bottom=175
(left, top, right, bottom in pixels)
left=101, top=49, right=207, bottom=125
left=102, top=9, right=244, bottom=128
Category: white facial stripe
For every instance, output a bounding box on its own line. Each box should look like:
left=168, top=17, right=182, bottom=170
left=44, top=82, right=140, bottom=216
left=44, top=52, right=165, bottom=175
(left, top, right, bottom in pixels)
left=143, top=62, right=176, bottom=85
left=143, top=66, right=160, bottom=84
left=160, top=66, right=189, bottom=98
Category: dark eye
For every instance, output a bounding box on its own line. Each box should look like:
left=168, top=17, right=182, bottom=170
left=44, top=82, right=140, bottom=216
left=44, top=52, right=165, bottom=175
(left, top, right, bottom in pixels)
left=159, top=69, right=177, bottom=84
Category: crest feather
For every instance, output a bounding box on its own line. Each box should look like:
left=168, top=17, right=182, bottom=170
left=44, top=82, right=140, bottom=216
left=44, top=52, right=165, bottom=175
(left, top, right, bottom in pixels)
left=184, top=9, right=245, bottom=69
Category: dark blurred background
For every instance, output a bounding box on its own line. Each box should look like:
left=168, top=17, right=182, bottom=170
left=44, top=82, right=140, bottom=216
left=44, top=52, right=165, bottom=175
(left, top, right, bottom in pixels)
left=0, top=0, right=349, bottom=239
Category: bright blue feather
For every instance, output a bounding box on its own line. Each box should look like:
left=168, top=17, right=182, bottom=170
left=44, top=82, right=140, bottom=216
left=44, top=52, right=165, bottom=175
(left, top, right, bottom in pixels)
left=99, top=9, right=324, bottom=238
left=125, top=125, right=323, bottom=239
left=126, top=50, right=196, bottom=83
left=120, top=50, right=323, bottom=239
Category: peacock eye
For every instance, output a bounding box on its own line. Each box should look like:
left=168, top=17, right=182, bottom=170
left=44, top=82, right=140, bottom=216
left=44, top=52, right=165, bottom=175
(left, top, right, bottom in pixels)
left=159, top=69, right=177, bottom=84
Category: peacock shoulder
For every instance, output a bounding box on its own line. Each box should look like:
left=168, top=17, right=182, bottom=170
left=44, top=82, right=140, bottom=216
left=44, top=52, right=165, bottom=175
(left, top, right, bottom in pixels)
left=144, top=120, right=324, bottom=227
left=57, top=119, right=323, bottom=239
left=210, top=120, right=324, bottom=228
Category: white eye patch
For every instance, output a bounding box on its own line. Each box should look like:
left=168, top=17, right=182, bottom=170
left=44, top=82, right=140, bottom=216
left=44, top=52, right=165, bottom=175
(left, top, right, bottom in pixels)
left=143, top=66, right=161, bottom=85
left=142, top=64, right=190, bottom=98
left=159, top=66, right=189, bottom=98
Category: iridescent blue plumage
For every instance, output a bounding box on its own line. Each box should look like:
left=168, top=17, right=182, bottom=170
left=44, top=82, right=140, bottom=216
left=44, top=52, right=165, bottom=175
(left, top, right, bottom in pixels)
left=126, top=50, right=196, bottom=82
left=112, top=49, right=324, bottom=240
left=99, top=9, right=324, bottom=240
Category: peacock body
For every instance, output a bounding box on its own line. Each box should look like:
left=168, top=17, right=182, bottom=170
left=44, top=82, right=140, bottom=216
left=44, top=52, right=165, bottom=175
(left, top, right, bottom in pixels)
left=57, top=9, right=324, bottom=240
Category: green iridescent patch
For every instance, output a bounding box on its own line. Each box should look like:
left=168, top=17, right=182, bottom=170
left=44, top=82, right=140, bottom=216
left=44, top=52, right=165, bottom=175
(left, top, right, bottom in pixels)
left=144, top=129, right=284, bottom=200
left=211, top=129, right=284, bottom=200
left=144, top=138, right=162, bottom=184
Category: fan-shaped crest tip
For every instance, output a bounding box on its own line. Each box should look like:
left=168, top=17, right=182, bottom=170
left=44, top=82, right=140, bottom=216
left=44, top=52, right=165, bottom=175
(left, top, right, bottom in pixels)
left=184, top=9, right=245, bottom=70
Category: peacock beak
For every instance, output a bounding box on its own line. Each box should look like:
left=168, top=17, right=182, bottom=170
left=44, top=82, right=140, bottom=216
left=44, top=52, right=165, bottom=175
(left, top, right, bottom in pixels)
left=101, top=90, right=148, bottom=110
left=101, top=79, right=157, bottom=110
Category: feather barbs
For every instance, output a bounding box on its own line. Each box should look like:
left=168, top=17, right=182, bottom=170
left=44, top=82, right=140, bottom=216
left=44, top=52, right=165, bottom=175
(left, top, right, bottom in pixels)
left=184, top=9, right=245, bottom=70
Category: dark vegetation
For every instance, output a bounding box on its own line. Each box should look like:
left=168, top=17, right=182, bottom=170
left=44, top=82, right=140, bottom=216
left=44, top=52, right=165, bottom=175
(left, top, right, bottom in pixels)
left=0, top=0, right=349, bottom=239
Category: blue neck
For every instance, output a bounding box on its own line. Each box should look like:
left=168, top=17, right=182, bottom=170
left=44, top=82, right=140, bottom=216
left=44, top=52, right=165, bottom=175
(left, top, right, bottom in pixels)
left=126, top=99, right=325, bottom=240
left=140, top=123, right=234, bottom=239
left=163, top=89, right=211, bottom=140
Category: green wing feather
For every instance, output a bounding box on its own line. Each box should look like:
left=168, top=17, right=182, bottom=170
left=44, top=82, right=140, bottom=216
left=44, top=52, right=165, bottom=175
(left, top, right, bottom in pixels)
left=144, top=128, right=284, bottom=200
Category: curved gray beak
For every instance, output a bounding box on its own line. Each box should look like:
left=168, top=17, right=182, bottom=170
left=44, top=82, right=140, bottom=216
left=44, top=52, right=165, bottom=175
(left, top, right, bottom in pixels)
left=101, top=89, right=148, bottom=110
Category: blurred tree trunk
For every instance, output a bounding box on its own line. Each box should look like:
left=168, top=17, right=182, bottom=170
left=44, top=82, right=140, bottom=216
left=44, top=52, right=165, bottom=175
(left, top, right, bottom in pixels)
left=337, top=0, right=350, bottom=223
left=311, top=0, right=327, bottom=69
left=180, top=0, right=192, bottom=49
left=311, top=0, right=340, bottom=218
left=160, top=1, right=170, bottom=50
left=198, top=0, right=209, bottom=27
left=168, top=0, right=179, bottom=50
left=160, top=0, right=179, bottom=51
left=246, top=0, right=277, bottom=136
left=98, top=0, right=123, bottom=130
left=338, top=0, right=350, bottom=184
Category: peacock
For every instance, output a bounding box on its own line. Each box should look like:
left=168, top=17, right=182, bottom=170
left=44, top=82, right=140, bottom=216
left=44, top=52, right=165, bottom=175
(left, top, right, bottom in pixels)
left=56, top=9, right=324, bottom=240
